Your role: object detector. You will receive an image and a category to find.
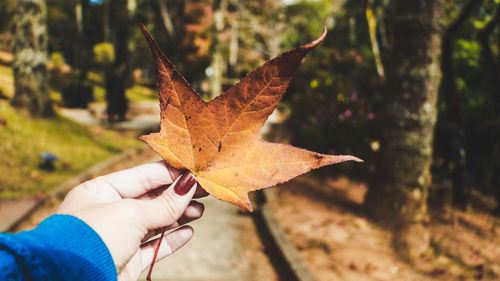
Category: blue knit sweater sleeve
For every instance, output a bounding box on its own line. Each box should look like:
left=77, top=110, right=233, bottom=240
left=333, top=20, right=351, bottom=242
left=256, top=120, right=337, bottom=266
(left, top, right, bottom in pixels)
left=0, top=214, right=117, bottom=281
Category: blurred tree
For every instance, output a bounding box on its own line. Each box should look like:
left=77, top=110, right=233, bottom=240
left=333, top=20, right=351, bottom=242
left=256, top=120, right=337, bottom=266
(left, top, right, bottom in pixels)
left=11, top=0, right=53, bottom=117
left=431, top=0, right=500, bottom=213
left=0, top=0, right=15, bottom=33
left=209, top=0, right=226, bottom=98
left=60, top=0, right=95, bottom=108
left=151, top=0, right=184, bottom=58
left=105, top=0, right=132, bottom=121
left=439, top=0, right=483, bottom=209
left=284, top=0, right=380, bottom=179
left=477, top=3, right=500, bottom=214
left=74, top=0, right=93, bottom=87
left=232, top=0, right=286, bottom=60
left=207, top=0, right=289, bottom=99
left=363, top=0, right=444, bottom=261
left=144, top=0, right=212, bottom=93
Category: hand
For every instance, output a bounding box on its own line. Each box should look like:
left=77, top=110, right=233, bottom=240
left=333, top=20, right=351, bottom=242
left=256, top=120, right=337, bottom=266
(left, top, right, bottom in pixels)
left=57, top=161, right=208, bottom=281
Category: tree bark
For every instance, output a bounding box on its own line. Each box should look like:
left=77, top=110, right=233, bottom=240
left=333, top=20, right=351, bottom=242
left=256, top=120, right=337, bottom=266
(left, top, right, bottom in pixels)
left=10, top=0, right=53, bottom=117
left=157, top=0, right=176, bottom=39
left=439, top=0, right=483, bottom=209
left=74, top=0, right=92, bottom=94
left=477, top=5, right=500, bottom=215
left=105, top=0, right=131, bottom=122
left=151, top=0, right=186, bottom=69
left=210, top=0, right=226, bottom=99
left=228, top=19, right=239, bottom=72
left=478, top=5, right=500, bottom=118
left=364, top=0, right=444, bottom=262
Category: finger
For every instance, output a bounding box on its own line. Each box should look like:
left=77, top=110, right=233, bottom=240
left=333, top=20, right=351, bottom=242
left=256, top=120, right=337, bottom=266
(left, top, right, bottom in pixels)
left=88, top=161, right=179, bottom=199
left=138, top=184, right=207, bottom=200
left=140, top=226, right=194, bottom=272
left=141, top=228, right=165, bottom=243
left=136, top=172, right=197, bottom=229
left=178, top=201, right=204, bottom=225
left=136, top=185, right=168, bottom=200
left=193, top=185, right=209, bottom=198
left=141, top=201, right=204, bottom=242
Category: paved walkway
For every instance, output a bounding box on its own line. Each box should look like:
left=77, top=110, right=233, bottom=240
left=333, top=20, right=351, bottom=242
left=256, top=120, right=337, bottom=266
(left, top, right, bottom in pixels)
left=60, top=101, right=160, bottom=130
left=140, top=198, right=249, bottom=281
left=6, top=102, right=277, bottom=280
left=6, top=154, right=276, bottom=280
left=0, top=197, right=41, bottom=232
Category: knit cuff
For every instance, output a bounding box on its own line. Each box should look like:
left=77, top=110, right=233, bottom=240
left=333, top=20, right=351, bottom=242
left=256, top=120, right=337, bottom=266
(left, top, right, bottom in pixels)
left=12, top=214, right=117, bottom=281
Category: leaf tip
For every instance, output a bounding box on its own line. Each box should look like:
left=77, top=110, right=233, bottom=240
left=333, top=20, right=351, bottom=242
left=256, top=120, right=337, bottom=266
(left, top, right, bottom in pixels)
left=304, top=26, right=328, bottom=49
left=138, top=134, right=148, bottom=143
left=322, top=25, right=328, bottom=38
left=245, top=203, right=254, bottom=213
left=350, top=156, right=364, bottom=163
left=339, top=155, right=364, bottom=163
left=138, top=22, right=167, bottom=64
left=324, top=154, right=364, bottom=165
left=138, top=23, right=150, bottom=39
left=241, top=195, right=254, bottom=212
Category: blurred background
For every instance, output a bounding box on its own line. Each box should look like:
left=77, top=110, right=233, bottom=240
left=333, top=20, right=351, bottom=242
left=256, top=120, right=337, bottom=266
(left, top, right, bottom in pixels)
left=1, top=0, right=500, bottom=280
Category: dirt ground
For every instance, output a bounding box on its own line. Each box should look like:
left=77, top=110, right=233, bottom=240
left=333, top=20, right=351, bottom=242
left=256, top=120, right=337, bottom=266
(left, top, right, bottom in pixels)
left=272, top=174, right=500, bottom=281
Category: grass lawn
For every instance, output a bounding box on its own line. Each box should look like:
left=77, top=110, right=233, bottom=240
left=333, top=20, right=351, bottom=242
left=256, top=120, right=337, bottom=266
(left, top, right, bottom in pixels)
left=0, top=100, right=142, bottom=199
left=0, top=62, right=144, bottom=199
left=0, top=64, right=14, bottom=99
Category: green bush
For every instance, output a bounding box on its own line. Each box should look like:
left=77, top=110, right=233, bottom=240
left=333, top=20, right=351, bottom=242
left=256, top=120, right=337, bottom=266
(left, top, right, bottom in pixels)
left=50, top=52, right=65, bottom=69
left=93, top=43, right=115, bottom=65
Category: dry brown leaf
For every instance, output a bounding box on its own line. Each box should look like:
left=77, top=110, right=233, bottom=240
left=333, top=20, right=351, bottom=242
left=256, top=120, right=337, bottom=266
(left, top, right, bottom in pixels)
left=139, top=24, right=362, bottom=212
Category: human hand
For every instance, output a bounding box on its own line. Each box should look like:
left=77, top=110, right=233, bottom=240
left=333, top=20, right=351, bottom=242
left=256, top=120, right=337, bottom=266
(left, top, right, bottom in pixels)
left=57, top=161, right=208, bottom=281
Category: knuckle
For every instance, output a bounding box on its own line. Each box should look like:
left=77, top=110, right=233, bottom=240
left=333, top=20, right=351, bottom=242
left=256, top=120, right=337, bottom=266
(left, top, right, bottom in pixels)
left=156, top=195, right=181, bottom=222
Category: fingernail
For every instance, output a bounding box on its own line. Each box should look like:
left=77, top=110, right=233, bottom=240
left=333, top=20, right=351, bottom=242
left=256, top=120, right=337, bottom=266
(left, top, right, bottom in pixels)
left=174, top=173, right=196, bottom=196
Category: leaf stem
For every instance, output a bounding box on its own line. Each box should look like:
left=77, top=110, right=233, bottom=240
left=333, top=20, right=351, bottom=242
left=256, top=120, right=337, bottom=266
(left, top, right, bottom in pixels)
left=146, top=227, right=166, bottom=281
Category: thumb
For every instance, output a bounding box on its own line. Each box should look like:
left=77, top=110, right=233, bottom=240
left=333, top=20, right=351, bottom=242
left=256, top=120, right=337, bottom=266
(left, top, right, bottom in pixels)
left=137, top=172, right=197, bottom=230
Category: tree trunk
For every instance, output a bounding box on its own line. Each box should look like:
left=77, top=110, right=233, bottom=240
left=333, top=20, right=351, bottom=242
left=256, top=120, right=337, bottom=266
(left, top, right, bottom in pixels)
left=105, top=0, right=131, bottom=122
left=364, top=0, right=444, bottom=262
left=157, top=0, right=176, bottom=39
left=478, top=5, right=500, bottom=124
left=210, top=0, right=226, bottom=99
left=10, top=0, right=52, bottom=117
left=439, top=0, right=483, bottom=209
left=75, top=0, right=92, bottom=83
left=477, top=5, right=500, bottom=215
left=228, top=18, right=239, bottom=75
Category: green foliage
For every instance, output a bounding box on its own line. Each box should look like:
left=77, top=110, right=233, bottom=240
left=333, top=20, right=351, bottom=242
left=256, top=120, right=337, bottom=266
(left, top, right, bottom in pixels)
left=50, top=52, right=65, bottom=69
left=434, top=0, right=500, bottom=203
left=454, top=39, right=480, bottom=68
left=281, top=0, right=336, bottom=49
left=283, top=0, right=379, bottom=177
left=126, top=85, right=157, bottom=103
left=93, top=42, right=115, bottom=65
left=282, top=0, right=500, bottom=202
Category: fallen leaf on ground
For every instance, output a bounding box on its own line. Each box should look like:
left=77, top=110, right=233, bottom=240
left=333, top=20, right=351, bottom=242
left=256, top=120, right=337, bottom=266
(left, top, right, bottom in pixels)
left=139, top=24, right=362, bottom=212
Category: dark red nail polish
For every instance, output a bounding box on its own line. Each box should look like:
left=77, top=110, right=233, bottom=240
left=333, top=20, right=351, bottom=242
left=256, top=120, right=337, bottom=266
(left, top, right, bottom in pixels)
left=174, top=173, right=196, bottom=195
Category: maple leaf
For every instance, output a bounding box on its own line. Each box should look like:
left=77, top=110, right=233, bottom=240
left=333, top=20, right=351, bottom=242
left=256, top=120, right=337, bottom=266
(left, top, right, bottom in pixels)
left=138, top=24, right=362, bottom=212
